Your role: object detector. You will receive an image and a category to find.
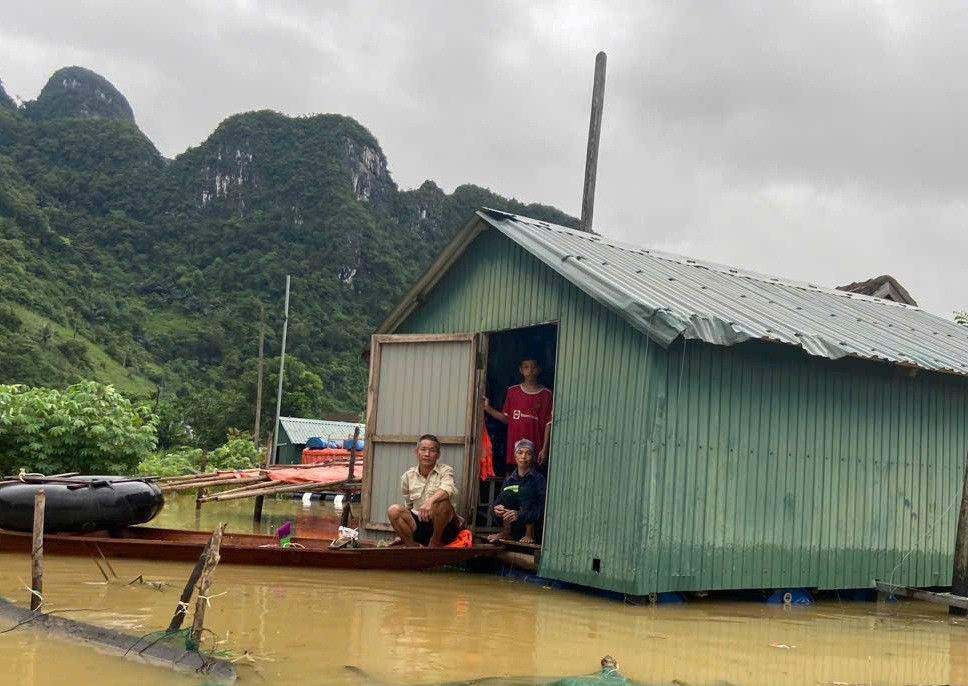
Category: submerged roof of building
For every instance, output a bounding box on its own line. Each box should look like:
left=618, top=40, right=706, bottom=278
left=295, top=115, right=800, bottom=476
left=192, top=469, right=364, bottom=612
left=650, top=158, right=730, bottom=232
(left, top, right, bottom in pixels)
left=277, top=417, right=364, bottom=445
left=837, top=275, right=918, bottom=306
left=381, top=208, right=968, bottom=378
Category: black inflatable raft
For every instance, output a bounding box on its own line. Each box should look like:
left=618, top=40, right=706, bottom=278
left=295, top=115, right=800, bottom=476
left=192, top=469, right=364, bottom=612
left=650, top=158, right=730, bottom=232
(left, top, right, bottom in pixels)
left=0, top=478, right=164, bottom=533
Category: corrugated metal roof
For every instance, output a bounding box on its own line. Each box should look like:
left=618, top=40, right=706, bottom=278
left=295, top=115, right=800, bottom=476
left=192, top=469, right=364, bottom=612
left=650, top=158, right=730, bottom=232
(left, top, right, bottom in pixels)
left=277, top=416, right=364, bottom=445
left=478, top=208, right=968, bottom=377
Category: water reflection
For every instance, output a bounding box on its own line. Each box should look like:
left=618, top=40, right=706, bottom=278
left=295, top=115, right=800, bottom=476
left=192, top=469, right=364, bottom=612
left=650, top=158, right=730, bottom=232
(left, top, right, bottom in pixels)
left=0, top=494, right=965, bottom=685
left=152, top=492, right=344, bottom=538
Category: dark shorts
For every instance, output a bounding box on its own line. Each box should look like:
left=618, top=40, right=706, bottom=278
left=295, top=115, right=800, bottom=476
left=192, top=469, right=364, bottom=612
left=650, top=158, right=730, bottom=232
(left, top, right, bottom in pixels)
left=411, top=511, right=461, bottom=546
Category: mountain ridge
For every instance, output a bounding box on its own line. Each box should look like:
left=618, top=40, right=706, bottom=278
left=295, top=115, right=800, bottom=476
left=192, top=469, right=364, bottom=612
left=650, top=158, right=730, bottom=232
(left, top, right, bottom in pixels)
left=0, top=66, right=578, bottom=448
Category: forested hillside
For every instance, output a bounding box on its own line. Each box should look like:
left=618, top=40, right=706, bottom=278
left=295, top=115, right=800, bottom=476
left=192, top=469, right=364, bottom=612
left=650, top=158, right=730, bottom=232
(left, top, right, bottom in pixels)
left=0, top=66, right=577, bottom=448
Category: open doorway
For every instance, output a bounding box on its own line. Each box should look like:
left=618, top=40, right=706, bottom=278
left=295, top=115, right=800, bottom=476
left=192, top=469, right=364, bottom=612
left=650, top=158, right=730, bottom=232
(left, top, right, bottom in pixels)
left=477, top=322, right=558, bottom=543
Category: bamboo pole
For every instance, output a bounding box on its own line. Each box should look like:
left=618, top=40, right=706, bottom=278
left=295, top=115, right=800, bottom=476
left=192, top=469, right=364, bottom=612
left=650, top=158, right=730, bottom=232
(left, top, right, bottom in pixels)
left=167, top=532, right=216, bottom=632
left=31, top=490, right=45, bottom=611
left=199, top=477, right=361, bottom=502
left=206, top=479, right=355, bottom=503
left=269, top=461, right=352, bottom=470
left=152, top=472, right=220, bottom=483
left=190, top=523, right=226, bottom=644
left=199, top=477, right=287, bottom=500
left=160, top=475, right=266, bottom=492
left=155, top=475, right=234, bottom=488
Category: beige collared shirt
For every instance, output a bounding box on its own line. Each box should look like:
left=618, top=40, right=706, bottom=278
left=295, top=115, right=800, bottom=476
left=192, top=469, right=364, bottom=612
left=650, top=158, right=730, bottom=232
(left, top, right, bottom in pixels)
left=401, top=462, right=458, bottom=512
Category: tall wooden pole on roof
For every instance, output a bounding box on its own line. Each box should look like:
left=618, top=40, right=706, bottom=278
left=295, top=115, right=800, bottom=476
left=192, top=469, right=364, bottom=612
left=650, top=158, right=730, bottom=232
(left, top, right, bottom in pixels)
left=580, top=51, right=607, bottom=234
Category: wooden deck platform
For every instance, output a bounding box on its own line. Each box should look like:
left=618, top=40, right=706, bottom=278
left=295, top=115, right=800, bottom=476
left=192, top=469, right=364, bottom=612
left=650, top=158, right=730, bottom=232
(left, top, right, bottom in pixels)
left=875, top=581, right=968, bottom=611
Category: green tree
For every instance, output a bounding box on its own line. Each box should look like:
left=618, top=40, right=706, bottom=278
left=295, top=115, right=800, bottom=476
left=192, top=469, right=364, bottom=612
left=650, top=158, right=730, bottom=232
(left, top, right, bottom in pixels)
left=956, top=311, right=967, bottom=327
left=0, top=381, right=157, bottom=475
left=135, top=433, right=261, bottom=477
left=208, top=437, right=261, bottom=471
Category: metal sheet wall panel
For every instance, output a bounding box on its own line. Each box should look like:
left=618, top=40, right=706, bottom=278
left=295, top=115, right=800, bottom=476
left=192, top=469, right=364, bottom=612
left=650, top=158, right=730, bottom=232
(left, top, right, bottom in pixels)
left=367, top=443, right=466, bottom=526
left=643, top=339, right=968, bottom=593
left=398, top=233, right=566, bottom=335
left=376, top=341, right=471, bottom=436
left=365, top=338, right=473, bottom=527
left=396, top=229, right=968, bottom=594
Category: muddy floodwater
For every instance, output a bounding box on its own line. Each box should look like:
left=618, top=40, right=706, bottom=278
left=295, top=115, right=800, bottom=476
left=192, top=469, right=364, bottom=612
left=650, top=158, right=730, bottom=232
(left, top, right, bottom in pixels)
left=1, top=494, right=966, bottom=685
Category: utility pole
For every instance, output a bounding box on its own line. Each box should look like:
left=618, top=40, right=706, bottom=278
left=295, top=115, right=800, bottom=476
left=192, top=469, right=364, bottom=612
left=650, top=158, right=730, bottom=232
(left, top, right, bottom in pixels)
left=580, top=51, right=607, bottom=234
left=254, top=302, right=265, bottom=446
left=271, top=276, right=291, bottom=468
left=255, top=276, right=290, bottom=524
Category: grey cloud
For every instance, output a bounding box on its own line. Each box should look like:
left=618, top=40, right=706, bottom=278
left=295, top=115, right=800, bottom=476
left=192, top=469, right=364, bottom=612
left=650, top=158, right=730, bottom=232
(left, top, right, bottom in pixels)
left=0, top=0, right=964, bottom=317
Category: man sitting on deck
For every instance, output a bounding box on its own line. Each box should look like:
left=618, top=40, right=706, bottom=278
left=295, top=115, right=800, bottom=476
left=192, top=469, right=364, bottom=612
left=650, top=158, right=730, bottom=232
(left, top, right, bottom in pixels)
left=387, top=434, right=461, bottom=547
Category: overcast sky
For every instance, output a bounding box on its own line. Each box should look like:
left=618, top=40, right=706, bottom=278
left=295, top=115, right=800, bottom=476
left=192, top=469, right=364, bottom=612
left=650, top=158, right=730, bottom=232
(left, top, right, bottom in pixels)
left=1, top=1, right=965, bottom=317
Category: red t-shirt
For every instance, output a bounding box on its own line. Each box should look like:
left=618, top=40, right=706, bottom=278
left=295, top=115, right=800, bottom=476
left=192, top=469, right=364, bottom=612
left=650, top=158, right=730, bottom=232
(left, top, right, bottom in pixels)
left=501, top=385, right=554, bottom=465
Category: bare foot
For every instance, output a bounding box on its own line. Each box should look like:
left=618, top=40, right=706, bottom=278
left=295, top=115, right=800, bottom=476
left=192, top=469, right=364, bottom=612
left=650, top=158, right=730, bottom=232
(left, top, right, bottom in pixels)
left=519, top=535, right=534, bottom=544
left=486, top=532, right=503, bottom=543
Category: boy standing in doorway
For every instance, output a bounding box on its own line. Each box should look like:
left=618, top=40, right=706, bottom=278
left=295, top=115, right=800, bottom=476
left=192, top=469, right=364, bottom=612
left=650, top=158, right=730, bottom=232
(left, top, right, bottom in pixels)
left=484, top=357, right=554, bottom=468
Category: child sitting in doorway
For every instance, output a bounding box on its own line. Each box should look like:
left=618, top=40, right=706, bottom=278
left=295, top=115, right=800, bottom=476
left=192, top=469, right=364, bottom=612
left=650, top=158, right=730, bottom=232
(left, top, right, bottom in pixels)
left=483, top=356, right=554, bottom=468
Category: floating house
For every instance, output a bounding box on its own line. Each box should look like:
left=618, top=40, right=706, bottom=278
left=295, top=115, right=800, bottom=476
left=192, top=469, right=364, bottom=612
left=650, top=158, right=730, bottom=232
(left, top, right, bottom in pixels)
left=361, top=208, right=968, bottom=595
left=274, top=416, right=364, bottom=465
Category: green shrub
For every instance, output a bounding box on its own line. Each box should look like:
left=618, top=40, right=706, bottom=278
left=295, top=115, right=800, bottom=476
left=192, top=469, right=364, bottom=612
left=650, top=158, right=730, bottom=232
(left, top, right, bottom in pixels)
left=135, top=446, right=202, bottom=477
left=135, top=435, right=261, bottom=477
left=208, top=438, right=262, bottom=471
left=0, top=381, right=156, bottom=475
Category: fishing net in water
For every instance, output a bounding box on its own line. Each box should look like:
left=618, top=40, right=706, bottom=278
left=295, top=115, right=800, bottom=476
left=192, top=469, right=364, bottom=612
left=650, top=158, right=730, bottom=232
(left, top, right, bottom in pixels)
left=131, top=627, right=206, bottom=657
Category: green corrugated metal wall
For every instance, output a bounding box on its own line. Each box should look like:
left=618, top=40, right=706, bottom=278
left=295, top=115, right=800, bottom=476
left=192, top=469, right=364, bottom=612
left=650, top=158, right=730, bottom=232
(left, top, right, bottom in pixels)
left=275, top=426, right=302, bottom=465
left=398, top=229, right=968, bottom=594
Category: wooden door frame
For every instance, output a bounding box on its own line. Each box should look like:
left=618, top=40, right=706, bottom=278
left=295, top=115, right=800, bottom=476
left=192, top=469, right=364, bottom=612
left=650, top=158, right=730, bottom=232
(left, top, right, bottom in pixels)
left=362, top=333, right=482, bottom=531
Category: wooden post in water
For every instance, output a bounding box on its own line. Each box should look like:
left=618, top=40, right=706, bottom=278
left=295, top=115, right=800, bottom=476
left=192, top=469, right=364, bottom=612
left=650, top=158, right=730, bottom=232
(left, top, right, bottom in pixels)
left=195, top=449, right=208, bottom=512
left=253, top=432, right=274, bottom=524
left=347, top=426, right=360, bottom=481
left=167, top=533, right=216, bottom=632
left=341, top=426, right=361, bottom=528
left=252, top=494, right=264, bottom=524
left=580, top=51, right=607, bottom=234
left=30, top=490, right=45, bottom=611
left=190, top=523, right=226, bottom=644
left=951, top=450, right=968, bottom=615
